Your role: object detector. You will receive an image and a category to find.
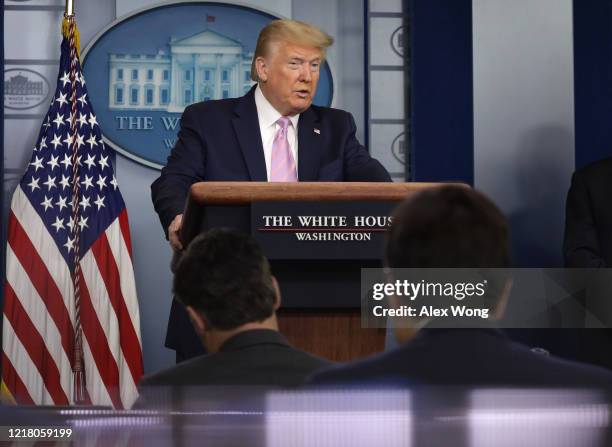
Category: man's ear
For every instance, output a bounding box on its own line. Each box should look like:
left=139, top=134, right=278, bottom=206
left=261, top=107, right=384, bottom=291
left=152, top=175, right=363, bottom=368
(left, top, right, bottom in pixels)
left=186, top=306, right=206, bottom=337
left=271, top=276, right=281, bottom=310
left=255, top=56, right=268, bottom=82
left=393, top=326, right=419, bottom=345
left=383, top=264, right=394, bottom=283
left=494, top=279, right=513, bottom=320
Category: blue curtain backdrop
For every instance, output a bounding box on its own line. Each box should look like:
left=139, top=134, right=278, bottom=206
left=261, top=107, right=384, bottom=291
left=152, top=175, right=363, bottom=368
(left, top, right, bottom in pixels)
left=409, top=0, right=612, bottom=183
left=409, top=0, right=473, bottom=185
left=573, top=0, right=612, bottom=168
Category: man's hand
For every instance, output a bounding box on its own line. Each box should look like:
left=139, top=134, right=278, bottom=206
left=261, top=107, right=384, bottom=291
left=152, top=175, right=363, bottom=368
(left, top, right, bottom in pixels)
left=168, top=214, right=184, bottom=252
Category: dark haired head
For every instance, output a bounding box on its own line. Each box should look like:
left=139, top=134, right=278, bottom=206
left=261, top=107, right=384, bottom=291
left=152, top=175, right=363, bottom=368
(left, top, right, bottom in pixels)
left=386, top=186, right=510, bottom=268
left=173, top=228, right=276, bottom=331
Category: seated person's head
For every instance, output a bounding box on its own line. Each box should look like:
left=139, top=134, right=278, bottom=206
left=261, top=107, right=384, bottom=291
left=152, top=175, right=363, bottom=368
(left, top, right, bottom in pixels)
left=174, top=228, right=280, bottom=352
left=387, top=186, right=510, bottom=268
left=386, top=186, right=511, bottom=340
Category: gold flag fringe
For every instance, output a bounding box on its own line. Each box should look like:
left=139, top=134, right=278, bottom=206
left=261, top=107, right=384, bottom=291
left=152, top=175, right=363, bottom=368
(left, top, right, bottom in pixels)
left=62, top=17, right=81, bottom=60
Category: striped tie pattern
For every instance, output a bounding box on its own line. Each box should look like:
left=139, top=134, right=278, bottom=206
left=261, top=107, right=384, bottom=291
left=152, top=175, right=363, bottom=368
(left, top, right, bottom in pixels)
left=270, top=116, right=298, bottom=182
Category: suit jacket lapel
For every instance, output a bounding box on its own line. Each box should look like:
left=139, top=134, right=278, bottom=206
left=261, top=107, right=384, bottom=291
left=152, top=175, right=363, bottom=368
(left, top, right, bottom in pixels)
left=231, top=87, right=268, bottom=181
left=297, top=107, right=322, bottom=181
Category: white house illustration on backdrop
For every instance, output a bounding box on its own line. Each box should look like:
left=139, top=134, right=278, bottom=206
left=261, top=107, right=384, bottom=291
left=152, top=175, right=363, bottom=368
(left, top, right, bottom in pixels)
left=108, top=28, right=255, bottom=113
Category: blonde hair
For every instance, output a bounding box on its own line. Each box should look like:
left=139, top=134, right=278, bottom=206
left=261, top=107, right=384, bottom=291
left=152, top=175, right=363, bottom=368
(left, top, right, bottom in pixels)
left=251, top=20, right=334, bottom=81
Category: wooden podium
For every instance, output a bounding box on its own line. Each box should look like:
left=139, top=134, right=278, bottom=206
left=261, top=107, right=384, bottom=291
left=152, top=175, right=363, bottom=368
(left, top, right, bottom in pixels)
left=180, top=182, right=448, bottom=361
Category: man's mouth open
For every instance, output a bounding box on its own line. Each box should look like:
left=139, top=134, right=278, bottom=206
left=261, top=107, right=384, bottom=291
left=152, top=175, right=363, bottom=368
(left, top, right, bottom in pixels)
left=295, top=89, right=310, bottom=99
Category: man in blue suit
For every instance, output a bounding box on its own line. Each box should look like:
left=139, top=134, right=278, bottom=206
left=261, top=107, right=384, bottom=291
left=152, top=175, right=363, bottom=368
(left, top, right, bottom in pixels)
left=151, top=19, right=391, bottom=361
left=309, top=187, right=612, bottom=387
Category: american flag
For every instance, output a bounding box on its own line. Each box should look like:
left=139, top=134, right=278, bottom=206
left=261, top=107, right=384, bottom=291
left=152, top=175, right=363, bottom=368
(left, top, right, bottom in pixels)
left=1, top=17, right=143, bottom=408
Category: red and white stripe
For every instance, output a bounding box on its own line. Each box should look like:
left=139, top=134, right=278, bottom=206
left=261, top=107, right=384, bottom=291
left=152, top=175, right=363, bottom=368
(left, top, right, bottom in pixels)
left=2, top=185, right=143, bottom=408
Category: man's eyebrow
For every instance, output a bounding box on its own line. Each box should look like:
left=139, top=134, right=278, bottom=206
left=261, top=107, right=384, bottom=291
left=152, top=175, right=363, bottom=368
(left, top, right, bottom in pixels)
left=288, top=56, right=321, bottom=62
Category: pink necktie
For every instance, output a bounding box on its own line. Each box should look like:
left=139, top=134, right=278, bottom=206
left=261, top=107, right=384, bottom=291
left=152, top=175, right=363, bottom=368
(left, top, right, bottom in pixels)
left=270, top=116, right=297, bottom=182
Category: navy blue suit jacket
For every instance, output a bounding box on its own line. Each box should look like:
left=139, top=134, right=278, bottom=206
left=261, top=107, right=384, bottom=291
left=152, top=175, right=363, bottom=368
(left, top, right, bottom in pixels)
left=308, top=328, right=612, bottom=387
left=151, top=86, right=391, bottom=357
left=152, top=86, right=391, bottom=237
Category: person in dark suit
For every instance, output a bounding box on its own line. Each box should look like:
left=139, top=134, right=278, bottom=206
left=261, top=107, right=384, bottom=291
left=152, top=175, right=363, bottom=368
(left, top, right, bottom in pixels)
left=309, top=187, right=612, bottom=387
left=562, top=157, right=612, bottom=371
left=151, top=19, right=391, bottom=361
left=564, top=157, right=612, bottom=267
left=139, top=228, right=330, bottom=391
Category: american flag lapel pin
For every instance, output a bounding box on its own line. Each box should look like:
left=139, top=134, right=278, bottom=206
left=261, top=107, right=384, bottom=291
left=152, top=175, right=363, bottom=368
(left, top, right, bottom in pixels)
left=314, top=128, right=320, bottom=135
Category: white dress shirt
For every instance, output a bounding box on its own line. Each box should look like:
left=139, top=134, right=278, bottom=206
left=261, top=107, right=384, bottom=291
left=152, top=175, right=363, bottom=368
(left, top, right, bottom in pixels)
left=254, top=85, right=299, bottom=180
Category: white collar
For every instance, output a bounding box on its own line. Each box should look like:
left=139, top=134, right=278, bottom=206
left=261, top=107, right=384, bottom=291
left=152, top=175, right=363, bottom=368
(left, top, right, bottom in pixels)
left=255, top=84, right=300, bottom=129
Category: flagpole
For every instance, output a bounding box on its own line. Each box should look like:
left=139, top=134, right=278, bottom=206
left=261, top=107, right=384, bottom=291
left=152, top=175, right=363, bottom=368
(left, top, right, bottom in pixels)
left=63, top=1, right=86, bottom=405
left=65, top=0, right=74, bottom=17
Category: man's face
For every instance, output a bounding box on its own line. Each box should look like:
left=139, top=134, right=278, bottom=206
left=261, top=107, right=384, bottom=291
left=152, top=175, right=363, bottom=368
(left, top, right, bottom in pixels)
left=257, top=41, right=322, bottom=116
